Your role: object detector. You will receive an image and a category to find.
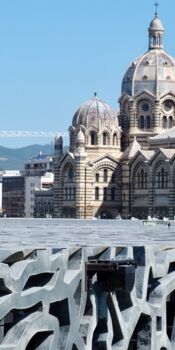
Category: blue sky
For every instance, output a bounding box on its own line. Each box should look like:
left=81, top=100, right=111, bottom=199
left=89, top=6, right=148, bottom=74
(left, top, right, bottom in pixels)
left=0, top=0, right=175, bottom=147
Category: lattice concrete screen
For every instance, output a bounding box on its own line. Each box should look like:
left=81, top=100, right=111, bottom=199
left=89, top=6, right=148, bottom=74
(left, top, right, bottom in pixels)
left=0, top=246, right=174, bottom=349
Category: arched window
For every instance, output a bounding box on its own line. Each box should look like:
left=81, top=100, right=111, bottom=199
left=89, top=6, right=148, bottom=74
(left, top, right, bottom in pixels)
left=156, top=168, right=168, bottom=189
left=68, top=186, right=71, bottom=200
left=165, top=171, right=168, bottom=188
left=73, top=187, right=76, bottom=200
left=138, top=173, right=141, bottom=189
left=169, top=116, right=173, bottom=128
left=141, top=169, right=144, bottom=189
left=157, top=172, right=160, bottom=188
left=144, top=173, right=147, bottom=189
left=139, top=116, right=145, bottom=129
left=146, top=115, right=151, bottom=129
left=160, top=169, right=168, bottom=189
left=113, top=133, right=117, bottom=146
left=90, top=131, right=97, bottom=145
left=111, top=173, right=115, bottom=183
left=162, top=116, right=167, bottom=129
left=111, top=187, right=115, bottom=201
left=161, top=168, right=165, bottom=188
left=68, top=168, right=73, bottom=180
left=65, top=187, right=68, bottom=200
left=137, top=169, right=147, bottom=189
left=103, top=169, right=108, bottom=182
left=103, top=187, right=107, bottom=201
left=95, top=187, right=99, bottom=200
left=103, top=132, right=109, bottom=145
left=95, top=173, right=99, bottom=182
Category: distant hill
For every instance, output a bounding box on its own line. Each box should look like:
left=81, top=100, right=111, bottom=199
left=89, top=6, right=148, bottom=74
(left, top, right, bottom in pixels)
left=0, top=144, right=54, bottom=170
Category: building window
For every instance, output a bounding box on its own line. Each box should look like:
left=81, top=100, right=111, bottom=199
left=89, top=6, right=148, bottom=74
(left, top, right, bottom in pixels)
left=95, top=187, right=99, bottom=200
left=138, top=173, right=141, bottom=189
left=141, top=169, right=144, bottom=189
left=146, top=115, right=151, bottom=129
left=137, top=169, right=147, bottom=189
left=157, top=172, right=160, bottom=188
left=162, top=116, right=167, bottom=129
left=103, top=132, right=109, bottom=145
left=139, top=116, right=145, bottom=129
left=65, top=187, right=68, bottom=200
left=103, top=187, right=107, bottom=201
left=95, top=173, right=99, bottom=182
left=90, top=131, right=97, bottom=145
left=111, top=187, right=115, bottom=201
left=68, top=186, right=71, bottom=200
left=144, top=173, right=147, bottom=189
left=68, top=168, right=74, bottom=180
left=161, top=168, right=165, bottom=188
left=73, top=187, right=76, bottom=200
left=156, top=168, right=168, bottom=189
left=165, top=171, right=168, bottom=188
left=103, top=169, right=108, bottom=182
left=169, top=116, right=173, bottom=128
left=113, top=133, right=117, bottom=146
left=111, top=173, right=115, bottom=183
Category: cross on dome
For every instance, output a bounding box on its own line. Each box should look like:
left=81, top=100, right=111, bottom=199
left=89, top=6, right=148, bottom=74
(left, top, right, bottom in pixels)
left=154, top=1, right=159, bottom=17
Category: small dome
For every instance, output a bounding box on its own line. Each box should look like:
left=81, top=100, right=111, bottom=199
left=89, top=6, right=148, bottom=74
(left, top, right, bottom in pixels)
left=149, top=16, right=164, bottom=31
left=76, top=128, right=85, bottom=143
left=72, top=94, right=118, bottom=129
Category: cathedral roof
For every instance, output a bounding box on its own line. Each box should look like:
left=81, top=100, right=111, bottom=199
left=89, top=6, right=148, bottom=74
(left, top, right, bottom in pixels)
left=72, top=94, right=118, bottom=130
left=150, top=127, right=175, bottom=141
left=122, top=137, right=141, bottom=160
left=140, top=150, right=155, bottom=160
left=159, top=148, right=175, bottom=158
left=122, top=15, right=175, bottom=97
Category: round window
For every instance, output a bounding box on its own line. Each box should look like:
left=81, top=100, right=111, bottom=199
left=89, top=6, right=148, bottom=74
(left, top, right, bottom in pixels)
left=142, top=103, right=150, bottom=112
left=163, top=100, right=174, bottom=113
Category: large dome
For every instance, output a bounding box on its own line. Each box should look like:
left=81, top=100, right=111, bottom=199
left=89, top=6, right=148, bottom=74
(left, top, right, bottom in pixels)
left=72, top=94, right=118, bottom=129
left=122, top=15, right=175, bottom=97
left=122, top=50, right=175, bottom=97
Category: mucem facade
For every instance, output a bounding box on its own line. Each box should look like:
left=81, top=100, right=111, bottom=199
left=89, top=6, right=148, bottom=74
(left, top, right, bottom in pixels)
left=0, top=245, right=174, bottom=349
left=54, top=13, right=175, bottom=220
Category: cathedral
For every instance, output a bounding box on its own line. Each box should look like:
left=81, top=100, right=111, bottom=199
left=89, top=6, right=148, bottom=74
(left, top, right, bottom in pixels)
left=53, top=13, right=175, bottom=220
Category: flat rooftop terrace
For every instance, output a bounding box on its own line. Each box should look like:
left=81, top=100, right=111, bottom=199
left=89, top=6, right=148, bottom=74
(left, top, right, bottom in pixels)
left=0, top=218, right=175, bottom=249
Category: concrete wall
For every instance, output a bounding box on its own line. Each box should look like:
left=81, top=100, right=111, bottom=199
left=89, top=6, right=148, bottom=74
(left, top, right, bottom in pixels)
left=0, top=246, right=174, bottom=349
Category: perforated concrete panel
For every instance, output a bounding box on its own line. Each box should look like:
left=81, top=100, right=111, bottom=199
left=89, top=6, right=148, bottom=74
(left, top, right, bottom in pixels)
left=0, top=246, right=174, bottom=349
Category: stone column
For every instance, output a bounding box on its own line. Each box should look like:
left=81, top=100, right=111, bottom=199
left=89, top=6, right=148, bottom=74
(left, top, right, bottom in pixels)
left=75, top=155, right=87, bottom=219
left=153, top=100, right=161, bottom=133
left=148, top=167, right=154, bottom=218
left=128, top=99, right=136, bottom=134
left=53, top=156, right=63, bottom=218
left=168, top=165, right=174, bottom=219
left=121, top=160, right=130, bottom=218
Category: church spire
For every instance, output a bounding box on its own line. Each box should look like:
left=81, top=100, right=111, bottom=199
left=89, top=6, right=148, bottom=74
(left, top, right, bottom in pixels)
left=148, top=5, right=164, bottom=50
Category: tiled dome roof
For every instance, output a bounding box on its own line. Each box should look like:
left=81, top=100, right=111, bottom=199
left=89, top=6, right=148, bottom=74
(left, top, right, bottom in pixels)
left=122, top=50, right=175, bottom=97
left=72, top=94, right=118, bottom=129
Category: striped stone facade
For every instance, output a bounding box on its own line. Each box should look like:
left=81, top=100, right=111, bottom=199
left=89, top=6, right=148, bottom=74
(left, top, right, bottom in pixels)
left=53, top=14, right=175, bottom=220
